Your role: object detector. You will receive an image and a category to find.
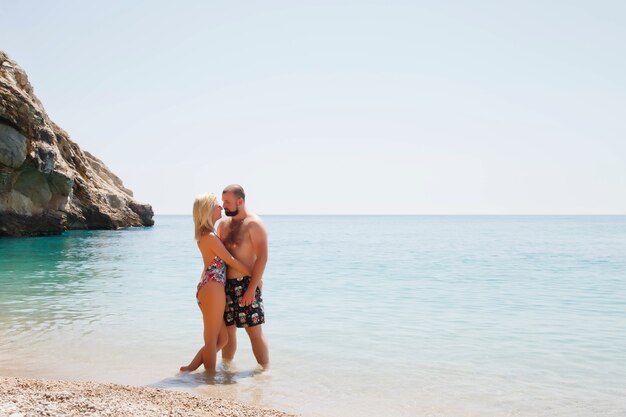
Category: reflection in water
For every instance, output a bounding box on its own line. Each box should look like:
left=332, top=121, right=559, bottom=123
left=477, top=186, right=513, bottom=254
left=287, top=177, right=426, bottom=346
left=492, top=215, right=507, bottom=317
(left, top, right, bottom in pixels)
left=148, top=363, right=274, bottom=412
left=152, top=364, right=266, bottom=389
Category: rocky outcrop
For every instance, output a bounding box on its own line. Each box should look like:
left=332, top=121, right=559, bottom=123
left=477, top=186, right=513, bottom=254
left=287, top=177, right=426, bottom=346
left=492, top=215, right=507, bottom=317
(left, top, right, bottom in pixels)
left=0, top=51, right=153, bottom=237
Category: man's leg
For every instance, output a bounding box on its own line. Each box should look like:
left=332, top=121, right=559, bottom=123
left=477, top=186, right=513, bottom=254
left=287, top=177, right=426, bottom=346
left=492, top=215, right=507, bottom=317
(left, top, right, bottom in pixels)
left=221, top=325, right=238, bottom=361
left=216, top=322, right=228, bottom=352
left=245, top=325, right=269, bottom=368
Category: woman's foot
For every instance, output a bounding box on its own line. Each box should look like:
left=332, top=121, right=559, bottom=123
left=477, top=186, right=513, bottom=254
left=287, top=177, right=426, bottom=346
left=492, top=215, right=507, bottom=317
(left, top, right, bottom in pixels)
left=179, top=364, right=199, bottom=373
left=180, top=346, right=205, bottom=373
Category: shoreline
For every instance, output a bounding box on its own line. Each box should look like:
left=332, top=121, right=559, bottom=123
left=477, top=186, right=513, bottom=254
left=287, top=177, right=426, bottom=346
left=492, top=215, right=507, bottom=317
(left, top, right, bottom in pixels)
left=0, top=376, right=297, bottom=417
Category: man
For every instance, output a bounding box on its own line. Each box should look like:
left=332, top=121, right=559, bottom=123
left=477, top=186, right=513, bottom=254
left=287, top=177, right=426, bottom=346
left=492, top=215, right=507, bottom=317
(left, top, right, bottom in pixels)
left=218, top=184, right=269, bottom=368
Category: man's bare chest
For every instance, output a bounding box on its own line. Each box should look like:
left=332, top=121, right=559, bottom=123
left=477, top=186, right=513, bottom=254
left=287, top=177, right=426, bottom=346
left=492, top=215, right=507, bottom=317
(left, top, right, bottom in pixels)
left=223, top=221, right=250, bottom=250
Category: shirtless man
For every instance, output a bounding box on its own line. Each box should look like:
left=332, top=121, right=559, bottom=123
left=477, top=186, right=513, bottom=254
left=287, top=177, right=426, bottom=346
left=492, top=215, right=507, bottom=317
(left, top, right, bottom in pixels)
left=218, top=184, right=269, bottom=368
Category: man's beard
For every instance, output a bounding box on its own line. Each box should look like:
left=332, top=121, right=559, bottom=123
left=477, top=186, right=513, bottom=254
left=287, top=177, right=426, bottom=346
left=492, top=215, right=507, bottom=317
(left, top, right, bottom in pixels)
left=224, top=208, right=239, bottom=217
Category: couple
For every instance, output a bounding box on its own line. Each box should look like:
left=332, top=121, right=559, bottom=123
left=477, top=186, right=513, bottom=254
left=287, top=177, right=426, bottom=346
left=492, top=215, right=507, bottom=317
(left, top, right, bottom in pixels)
left=180, top=184, right=269, bottom=373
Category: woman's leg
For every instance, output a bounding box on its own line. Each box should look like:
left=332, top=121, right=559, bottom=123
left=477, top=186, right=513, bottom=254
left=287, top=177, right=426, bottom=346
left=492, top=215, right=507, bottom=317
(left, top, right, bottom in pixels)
left=180, top=288, right=228, bottom=372
left=197, top=282, right=226, bottom=373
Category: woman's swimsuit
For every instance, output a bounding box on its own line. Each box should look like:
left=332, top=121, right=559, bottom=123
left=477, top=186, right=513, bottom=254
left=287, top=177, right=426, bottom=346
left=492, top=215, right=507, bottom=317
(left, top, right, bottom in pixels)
left=196, top=256, right=226, bottom=304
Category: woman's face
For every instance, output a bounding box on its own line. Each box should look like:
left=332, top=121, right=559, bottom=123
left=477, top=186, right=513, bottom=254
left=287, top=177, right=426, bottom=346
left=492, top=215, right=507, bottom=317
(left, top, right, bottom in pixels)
left=212, top=203, right=223, bottom=224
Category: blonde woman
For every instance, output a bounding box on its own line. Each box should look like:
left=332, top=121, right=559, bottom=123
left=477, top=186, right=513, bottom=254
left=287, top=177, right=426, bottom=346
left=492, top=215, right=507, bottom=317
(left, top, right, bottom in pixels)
left=180, top=192, right=251, bottom=373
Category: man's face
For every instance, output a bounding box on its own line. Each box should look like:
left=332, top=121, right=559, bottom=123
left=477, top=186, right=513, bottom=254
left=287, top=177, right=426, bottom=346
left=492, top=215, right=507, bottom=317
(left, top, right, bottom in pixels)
left=222, top=191, right=239, bottom=217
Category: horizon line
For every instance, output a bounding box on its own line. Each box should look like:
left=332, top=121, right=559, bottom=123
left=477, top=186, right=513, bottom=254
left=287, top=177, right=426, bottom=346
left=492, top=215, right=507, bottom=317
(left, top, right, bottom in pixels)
left=153, top=213, right=626, bottom=216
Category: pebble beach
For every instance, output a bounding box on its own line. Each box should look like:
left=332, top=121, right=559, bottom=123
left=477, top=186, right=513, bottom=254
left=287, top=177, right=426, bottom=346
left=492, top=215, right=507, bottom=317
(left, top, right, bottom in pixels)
left=0, top=377, right=296, bottom=417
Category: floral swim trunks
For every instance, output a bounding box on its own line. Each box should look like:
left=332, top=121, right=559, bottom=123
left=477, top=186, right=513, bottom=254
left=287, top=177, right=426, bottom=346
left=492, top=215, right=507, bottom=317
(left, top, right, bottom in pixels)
left=224, top=276, right=265, bottom=328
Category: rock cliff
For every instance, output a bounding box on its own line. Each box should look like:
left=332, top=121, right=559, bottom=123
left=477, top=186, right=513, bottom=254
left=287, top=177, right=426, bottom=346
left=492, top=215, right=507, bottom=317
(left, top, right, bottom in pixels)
left=0, top=51, right=153, bottom=237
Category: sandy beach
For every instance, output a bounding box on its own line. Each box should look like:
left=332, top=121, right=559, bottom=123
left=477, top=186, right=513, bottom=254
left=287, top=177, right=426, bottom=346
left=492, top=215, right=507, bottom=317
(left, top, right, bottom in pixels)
left=0, top=377, right=297, bottom=417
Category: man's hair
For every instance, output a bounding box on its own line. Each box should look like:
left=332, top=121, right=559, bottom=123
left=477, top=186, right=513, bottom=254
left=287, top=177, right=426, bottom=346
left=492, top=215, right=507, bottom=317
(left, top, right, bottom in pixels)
left=223, top=184, right=246, bottom=201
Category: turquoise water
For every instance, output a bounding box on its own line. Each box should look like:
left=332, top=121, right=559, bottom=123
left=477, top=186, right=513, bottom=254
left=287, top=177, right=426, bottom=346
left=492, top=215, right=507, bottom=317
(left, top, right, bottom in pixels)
left=1, top=215, right=625, bottom=416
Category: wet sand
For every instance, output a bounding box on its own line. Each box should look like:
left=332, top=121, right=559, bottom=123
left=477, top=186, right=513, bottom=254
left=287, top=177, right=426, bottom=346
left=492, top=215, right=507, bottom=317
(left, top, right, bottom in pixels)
left=0, top=377, right=297, bottom=417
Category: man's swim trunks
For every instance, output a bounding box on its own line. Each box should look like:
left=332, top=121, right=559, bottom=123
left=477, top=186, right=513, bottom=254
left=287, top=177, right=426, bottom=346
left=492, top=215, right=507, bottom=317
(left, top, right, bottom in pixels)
left=224, top=276, right=265, bottom=327
left=196, top=256, right=226, bottom=305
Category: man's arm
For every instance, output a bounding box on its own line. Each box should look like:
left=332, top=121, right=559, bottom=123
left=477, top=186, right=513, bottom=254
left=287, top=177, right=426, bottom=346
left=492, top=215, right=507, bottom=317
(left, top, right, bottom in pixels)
left=241, top=219, right=268, bottom=306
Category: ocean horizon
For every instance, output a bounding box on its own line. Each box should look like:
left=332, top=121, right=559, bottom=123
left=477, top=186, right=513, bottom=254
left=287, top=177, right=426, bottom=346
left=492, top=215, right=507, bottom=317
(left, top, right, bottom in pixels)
left=1, top=214, right=625, bottom=416
left=153, top=214, right=626, bottom=217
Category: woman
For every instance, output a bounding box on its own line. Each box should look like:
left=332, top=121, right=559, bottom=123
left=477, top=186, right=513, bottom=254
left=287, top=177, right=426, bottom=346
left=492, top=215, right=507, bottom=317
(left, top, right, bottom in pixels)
left=180, top=192, right=251, bottom=373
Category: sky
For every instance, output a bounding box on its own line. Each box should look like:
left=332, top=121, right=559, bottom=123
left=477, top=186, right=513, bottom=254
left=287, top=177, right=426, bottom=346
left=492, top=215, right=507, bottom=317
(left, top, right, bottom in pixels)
left=1, top=1, right=625, bottom=215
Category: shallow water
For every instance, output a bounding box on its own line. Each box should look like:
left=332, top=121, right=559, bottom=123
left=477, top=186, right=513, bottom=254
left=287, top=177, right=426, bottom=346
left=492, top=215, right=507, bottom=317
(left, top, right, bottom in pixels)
left=1, top=215, right=625, bottom=416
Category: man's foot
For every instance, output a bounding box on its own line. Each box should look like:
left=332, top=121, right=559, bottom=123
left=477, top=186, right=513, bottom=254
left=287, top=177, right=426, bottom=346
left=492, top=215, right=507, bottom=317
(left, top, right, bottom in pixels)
left=221, top=359, right=235, bottom=372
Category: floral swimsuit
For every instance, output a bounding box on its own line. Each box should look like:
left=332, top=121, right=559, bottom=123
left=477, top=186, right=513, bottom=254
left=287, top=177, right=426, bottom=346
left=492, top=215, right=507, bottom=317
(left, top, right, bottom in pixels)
left=196, top=256, right=226, bottom=305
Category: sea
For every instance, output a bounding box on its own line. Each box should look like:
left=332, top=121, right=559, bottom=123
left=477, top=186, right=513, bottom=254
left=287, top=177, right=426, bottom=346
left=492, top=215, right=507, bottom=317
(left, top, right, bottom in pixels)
left=1, top=215, right=625, bottom=416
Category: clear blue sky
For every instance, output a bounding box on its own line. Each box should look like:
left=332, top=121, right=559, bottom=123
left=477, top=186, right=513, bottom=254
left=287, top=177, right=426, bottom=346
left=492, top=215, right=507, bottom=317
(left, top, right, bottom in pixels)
left=2, top=1, right=625, bottom=214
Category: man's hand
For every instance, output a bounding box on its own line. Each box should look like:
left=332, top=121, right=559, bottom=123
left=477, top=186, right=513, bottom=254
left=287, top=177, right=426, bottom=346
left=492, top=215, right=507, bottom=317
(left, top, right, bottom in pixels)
left=240, top=287, right=257, bottom=306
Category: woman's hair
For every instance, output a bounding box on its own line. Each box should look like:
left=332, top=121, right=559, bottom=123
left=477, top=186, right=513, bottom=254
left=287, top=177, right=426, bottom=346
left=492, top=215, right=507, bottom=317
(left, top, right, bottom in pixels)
left=193, top=192, right=217, bottom=240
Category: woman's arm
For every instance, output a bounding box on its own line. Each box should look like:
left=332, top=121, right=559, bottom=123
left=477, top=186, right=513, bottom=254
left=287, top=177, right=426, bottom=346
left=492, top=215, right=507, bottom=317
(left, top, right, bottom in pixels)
left=205, top=233, right=252, bottom=276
